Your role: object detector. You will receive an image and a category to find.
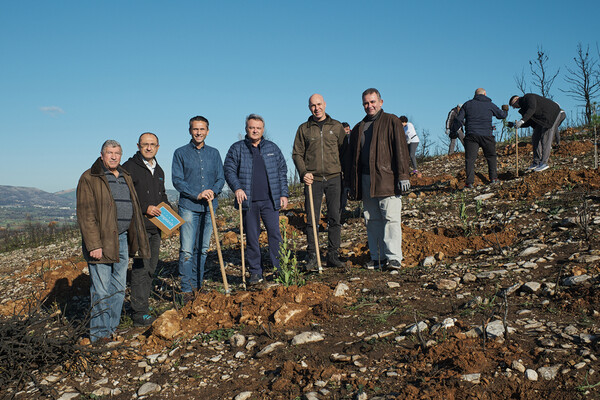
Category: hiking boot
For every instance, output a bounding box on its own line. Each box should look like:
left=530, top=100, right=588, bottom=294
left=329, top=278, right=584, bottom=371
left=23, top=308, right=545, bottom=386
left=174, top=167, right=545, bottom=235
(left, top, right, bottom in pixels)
left=464, top=183, right=474, bottom=190
left=327, top=252, right=343, bottom=268
left=490, top=178, right=499, bottom=184
left=305, top=254, right=319, bottom=272
left=249, top=273, right=264, bottom=285
left=366, top=259, right=387, bottom=270
left=534, top=163, right=549, bottom=172
left=387, top=260, right=403, bottom=270
left=133, top=314, right=156, bottom=327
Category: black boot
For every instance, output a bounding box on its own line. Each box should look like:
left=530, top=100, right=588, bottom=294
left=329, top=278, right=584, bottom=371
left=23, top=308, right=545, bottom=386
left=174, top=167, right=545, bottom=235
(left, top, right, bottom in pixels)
left=327, top=252, right=343, bottom=268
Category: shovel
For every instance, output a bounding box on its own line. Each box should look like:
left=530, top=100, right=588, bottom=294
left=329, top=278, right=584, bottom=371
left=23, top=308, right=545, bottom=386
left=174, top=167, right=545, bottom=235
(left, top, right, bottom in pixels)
left=208, top=200, right=230, bottom=295
left=238, top=202, right=247, bottom=289
left=307, top=184, right=323, bottom=274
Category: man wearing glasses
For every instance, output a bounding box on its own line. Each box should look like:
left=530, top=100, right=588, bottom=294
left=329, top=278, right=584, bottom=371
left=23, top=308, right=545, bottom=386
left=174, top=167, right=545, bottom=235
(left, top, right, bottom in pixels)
left=123, top=132, right=170, bottom=326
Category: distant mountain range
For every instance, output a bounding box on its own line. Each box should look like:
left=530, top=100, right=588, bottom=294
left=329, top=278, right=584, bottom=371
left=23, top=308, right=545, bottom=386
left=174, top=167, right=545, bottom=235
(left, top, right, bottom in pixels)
left=0, top=185, right=181, bottom=208
left=0, top=186, right=76, bottom=208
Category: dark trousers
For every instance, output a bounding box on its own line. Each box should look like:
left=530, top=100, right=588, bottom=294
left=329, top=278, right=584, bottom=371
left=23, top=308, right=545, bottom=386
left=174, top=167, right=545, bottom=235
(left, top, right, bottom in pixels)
left=130, top=230, right=161, bottom=317
left=304, top=175, right=341, bottom=254
left=244, top=200, right=282, bottom=275
left=464, top=135, right=497, bottom=185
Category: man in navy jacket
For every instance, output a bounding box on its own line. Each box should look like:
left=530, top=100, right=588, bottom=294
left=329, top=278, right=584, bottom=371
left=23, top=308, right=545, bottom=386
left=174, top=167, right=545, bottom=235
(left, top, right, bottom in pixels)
left=224, top=114, right=289, bottom=285
left=123, top=132, right=169, bottom=326
left=455, top=88, right=508, bottom=188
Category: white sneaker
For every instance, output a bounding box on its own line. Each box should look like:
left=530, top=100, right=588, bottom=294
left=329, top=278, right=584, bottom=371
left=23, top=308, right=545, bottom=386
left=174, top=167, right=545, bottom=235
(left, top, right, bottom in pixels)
left=525, top=164, right=538, bottom=172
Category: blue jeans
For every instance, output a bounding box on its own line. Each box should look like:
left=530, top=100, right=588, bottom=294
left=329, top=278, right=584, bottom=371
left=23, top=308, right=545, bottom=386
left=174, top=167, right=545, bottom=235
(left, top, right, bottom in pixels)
left=178, top=207, right=213, bottom=292
left=87, top=232, right=128, bottom=342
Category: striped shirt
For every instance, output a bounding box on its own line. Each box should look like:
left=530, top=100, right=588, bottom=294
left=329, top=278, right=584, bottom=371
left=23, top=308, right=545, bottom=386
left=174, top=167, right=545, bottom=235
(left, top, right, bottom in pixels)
left=105, top=169, right=133, bottom=234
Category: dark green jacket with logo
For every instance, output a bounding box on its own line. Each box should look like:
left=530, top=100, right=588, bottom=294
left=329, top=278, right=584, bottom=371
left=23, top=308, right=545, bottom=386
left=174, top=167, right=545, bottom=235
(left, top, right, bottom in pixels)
left=292, top=114, right=346, bottom=182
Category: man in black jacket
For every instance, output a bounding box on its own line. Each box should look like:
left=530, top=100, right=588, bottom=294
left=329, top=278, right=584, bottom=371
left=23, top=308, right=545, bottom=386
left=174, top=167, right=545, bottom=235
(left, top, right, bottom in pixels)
left=122, top=132, right=169, bottom=326
left=455, top=88, right=508, bottom=188
left=509, top=94, right=565, bottom=172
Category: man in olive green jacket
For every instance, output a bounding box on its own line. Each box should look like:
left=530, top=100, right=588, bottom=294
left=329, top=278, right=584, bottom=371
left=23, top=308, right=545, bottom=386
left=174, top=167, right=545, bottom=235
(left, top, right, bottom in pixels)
left=77, top=140, right=149, bottom=342
left=292, top=93, right=346, bottom=270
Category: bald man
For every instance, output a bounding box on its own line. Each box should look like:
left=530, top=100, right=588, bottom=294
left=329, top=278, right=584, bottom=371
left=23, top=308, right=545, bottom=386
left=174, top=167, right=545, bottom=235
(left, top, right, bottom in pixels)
left=292, top=94, right=346, bottom=270
left=454, top=88, right=508, bottom=188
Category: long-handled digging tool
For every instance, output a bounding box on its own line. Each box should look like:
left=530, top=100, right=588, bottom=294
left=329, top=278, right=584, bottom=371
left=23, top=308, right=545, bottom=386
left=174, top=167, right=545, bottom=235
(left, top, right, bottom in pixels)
left=307, top=184, right=323, bottom=274
left=238, top=202, right=246, bottom=289
left=208, top=200, right=230, bottom=295
left=515, top=122, right=519, bottom=178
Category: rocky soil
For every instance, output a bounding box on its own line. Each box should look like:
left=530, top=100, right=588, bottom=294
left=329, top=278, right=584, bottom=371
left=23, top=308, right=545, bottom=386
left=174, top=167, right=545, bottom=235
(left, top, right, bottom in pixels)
left=2, top=129, right=600, bottom=399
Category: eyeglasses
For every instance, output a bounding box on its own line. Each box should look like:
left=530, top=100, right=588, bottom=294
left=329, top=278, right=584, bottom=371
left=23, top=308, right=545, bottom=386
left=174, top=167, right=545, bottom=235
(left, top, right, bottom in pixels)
left=140, top=143, right=158, bottom=148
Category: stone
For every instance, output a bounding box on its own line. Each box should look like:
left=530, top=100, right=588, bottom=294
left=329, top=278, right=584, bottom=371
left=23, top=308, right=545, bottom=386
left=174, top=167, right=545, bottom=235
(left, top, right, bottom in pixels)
left=422, top=256, right=436, bottom=267
left=138, top=382, right=161, bottom=396
left=405, top=321, right=428, bottom=334
left=520, top=247, right=542, bottom=257
left=435, top=279, right=458, bottom=290
left=234, top=391, right=253, bottom=400
left=521, top=282, right=541, bottom=293
left=230, top=333, right=246, bottom=347
left=57, top=394, right=79, bottom=400
left=461, top=373, right=481, bottom=383
left=291, top=331, right=325, bottom=345
left=563, top=275, right=591, bottom=286
left=512, top=360, right=526, bottom=373
left=256, top=341, right=285, bottom=358
left=305, top=392, right=320, bottom=400
left=387, top=282, right=400, bottom=288
left=474, top=193, right=495, bottom=201
left=273, top=303, right=309, bottom=326
left=152, top=309, right=181, bottom=340
left=579, top=255, right=600, bottom=263
left=462, top=273, right=477, bottom=283
left=333, top=282, right=350, bottom=297
left=525, top=369, right=538, bottom=381
left=537, top=365, right=561, bottom=380
left=91, top=387, right=111, bottom=397
left=330, top=353, right=352, bottom=362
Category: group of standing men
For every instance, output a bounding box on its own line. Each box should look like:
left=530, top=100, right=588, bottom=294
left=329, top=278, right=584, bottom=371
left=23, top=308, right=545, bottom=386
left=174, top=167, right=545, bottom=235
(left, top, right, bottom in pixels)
left=76, top=88, right=413, bottom=342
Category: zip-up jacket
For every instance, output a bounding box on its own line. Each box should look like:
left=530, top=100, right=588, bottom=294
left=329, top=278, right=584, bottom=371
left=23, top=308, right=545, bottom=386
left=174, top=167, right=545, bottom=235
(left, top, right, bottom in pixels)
left=76, top=157, right=150, bottom=263
left=292, top=114, right=346, bottom=181
left=455, top=94, right=507, bottom=136
left=122, top=151, right=170, bottom=233
left=223, top=137, right=289, bottom=211
left=344, top=110, right=411, bottom=200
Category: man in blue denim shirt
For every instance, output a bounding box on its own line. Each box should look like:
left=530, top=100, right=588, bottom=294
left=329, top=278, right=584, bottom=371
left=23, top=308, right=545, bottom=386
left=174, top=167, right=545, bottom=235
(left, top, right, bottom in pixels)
left=172, top=116, right=225, bottom=300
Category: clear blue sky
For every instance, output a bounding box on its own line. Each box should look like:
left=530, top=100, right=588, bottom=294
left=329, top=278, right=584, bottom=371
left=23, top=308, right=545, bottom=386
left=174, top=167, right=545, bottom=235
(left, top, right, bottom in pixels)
left=1, top=0, right=598, bottom=192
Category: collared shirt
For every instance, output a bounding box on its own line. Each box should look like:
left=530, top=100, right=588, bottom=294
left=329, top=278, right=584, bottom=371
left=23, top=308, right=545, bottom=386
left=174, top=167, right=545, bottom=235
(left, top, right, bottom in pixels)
left=172, top=140, right=225, bottom=212
left=143, top=158, right=156, bottom=175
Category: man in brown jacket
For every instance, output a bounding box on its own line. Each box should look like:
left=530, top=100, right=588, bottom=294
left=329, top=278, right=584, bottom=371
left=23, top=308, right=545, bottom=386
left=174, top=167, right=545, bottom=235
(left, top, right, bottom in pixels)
left=345, top=88, right=411, bottom=270
left=77, top=140, right=149, bottom=343
left=292, top=93, right=346, bottom=270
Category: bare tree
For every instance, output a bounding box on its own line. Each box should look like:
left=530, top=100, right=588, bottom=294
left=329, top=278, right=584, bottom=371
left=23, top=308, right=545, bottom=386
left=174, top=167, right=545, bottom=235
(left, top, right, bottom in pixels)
left=514, top=68, right=528, bottom=95
left=529, top=46, right=560, bottom=99
left=561, top=43, right=600, bottom=125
